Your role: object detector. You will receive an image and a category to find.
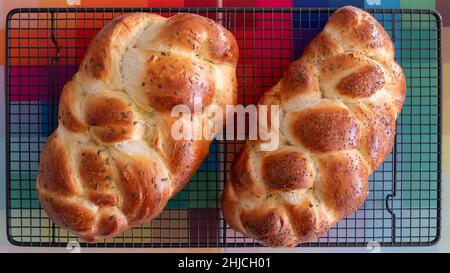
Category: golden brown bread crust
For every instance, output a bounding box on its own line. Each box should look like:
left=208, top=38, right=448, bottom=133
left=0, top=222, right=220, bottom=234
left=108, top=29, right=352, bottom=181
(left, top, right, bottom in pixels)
left=221, top=6, right=406, bottom=247
left=262, top=150, right=314, bottom=191
left=336, top=64, right=385, bottom=98
left=151, top=13, right=239, bottom=65
left=291, top=103, right=361, bottom=153
left=144, top=53, right=215, bottom=112
left=36, top=13, right=238, bottom=242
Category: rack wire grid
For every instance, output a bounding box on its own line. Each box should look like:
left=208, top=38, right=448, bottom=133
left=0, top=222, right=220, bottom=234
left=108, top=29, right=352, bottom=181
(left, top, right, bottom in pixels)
left=5, top=7, right=442, bottom=248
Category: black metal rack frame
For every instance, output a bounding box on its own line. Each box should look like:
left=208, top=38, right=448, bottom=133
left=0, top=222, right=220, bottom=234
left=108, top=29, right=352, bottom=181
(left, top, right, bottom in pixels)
left=5, top=7, right=442, bottom=247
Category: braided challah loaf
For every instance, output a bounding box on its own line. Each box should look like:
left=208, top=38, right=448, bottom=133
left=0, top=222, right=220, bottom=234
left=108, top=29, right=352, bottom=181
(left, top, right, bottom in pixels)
left=36, top=13, right=238, bottom=242
left=221, top=6, right=405, bottom=247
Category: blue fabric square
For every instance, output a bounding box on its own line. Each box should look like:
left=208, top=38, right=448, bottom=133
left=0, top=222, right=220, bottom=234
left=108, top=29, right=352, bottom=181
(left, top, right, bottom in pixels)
left=293, top=0, right=329, bottom=7
left=328, top=0, right=365, bottom=8
left=292, top=11, right=330, bottom=58
left=364, top=0, right=400, bottom=8
left=39, top=102, right=59, bottom=138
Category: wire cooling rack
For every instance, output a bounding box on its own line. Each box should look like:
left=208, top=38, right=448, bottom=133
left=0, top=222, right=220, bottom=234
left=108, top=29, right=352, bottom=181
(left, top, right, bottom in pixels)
left=5, top=7, right=442, bottom=247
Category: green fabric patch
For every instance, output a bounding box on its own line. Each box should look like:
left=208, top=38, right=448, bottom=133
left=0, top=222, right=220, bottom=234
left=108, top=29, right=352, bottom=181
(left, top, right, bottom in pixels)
left=167, top=171, right=219, bottom=209
left=400, top=0, right=436, bottom=9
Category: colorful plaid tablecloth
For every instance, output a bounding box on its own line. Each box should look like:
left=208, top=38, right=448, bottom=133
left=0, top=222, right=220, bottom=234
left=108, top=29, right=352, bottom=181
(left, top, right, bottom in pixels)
left=0, top=0, right=448, bottom=249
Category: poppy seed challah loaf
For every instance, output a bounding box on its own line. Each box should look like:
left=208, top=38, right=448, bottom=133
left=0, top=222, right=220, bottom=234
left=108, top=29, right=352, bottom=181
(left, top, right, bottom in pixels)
left=36, top=13, right=238, bottom=242
left=221, top=6, right=406, bottom=247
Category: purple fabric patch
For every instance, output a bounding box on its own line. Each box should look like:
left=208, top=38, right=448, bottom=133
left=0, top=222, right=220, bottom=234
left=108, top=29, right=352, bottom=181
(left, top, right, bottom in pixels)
left=437, top=0, right=450, bottom=27
left=189, top=208, right=219, bottom=244
left=9, top=65, right=78, bottom=102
